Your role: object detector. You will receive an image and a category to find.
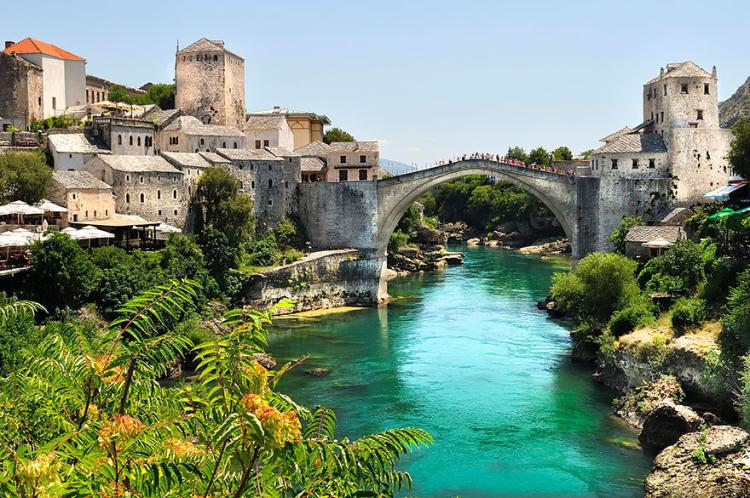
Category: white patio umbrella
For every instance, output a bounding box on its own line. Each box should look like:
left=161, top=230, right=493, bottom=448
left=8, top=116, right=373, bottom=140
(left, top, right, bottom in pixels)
left=35, top=199, right=68, bottom=213
left=155, top=223, right=181, bottom=234
left=0, top=200, right=45, bottom=224
left=74, top=226, right=115, bottom=248
left=0, top=232, right=31, bottom=259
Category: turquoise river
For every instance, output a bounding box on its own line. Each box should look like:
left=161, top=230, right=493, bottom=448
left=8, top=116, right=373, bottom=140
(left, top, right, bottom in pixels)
left=267, top=247, right=652, bottom=497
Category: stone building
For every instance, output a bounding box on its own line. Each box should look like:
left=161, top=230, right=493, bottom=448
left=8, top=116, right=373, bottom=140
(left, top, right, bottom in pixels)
left=246, top=107, right=328, bottom=150
left=175, top=38, right=245, bottom=129
left=160, top=151, right=211, bottom=200
left=91, top=116, right=156, bottom=155
left=244, top=114, right=294, bottom=151
left=83, top=155, right=185, bottom=226
left=157, top=115, right=245, bottom=153
left=295, top=140, right=380, bottom=182
left=85, top=75, right=147, bottom=105
left=49, top=170, right=115, bottom=225
left=48, top=132, right=110, bottom=171
left=0, top=51, right=43, bottom=129
left=590, top=61, right=734, bottom=250
left=624, top=225, right=686, bottom=260
left=2, top=38, right=86, bottom=121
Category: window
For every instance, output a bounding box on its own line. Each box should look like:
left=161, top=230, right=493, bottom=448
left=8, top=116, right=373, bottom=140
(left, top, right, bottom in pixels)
left=649, top=158, right=656, bottom=169
left=340, top=155, right=347, bottom=164
left=85, top=211, right=89, bottom=218
left=285, top=181, right=289, bottom=188
left=359, top=169, right=368, bottom=180
left=704, top=83, right=710, bottom=95
left=661, top=112, right=664, bottom=123
left=72, top=193, right=77, bottom=200
left=139, top=193, right=144, bottom=203
left=268, top=199, right=273, bottom=206
left=240, top=181, right=244, bottom=189
left=69, top=153, right=72, bottom=159
left=38, top=96, right=42, bottom=106
left=157, top=190, right=161, bottom=199
left=173, top=189, right=177, bottom=199
left=140, top=176, right=144, bottom=183
left=263, top=140, right=269, bottom=147
left=632, top=159, right=639, bottom=169
left=126, top=175, right=130, bottom=182
left=173, top=209, right=177, bottom=215
left=158, top=209, right=162, bottom=216
left=339, top=170, right=349, bottom=181
left=105, top=210, right=108, bottom=216
left=213, top=55, right=218, bottom=61
left=130, top=136, right=133, bottom=146
left=697, top=110, right=704, bottom=120
left=255, top=140, right=261, bottom=149
left=93, top=210, right=96, bottom=217
left=611, top=159, right=618, bottom=170
left=359, top=155, right=367, bottom=164
left=73, top=214, right=78, bottom=222
left=52, top=97, right=56, bottom=109
left=222, top=142, right=226, bottom=148
left=233, top=142, right=238, bottom=149
left=137, top=137, right=141, bottom=146
left=126, top=193, right=130, bottom=203
left=663, top=84, right=667, bottom=96
left=118, top=135, right=122, bottom=145
left=268, top=179, right=273, bottom=188
left=681, top=84, right=689, bottom=94
left=268, top=164, right=272, bottom=171
left=251, top=180, right=255, bottom=189
left=707, top=150, right=711, bottom=160
left=200, top=138, right=205, bottom=145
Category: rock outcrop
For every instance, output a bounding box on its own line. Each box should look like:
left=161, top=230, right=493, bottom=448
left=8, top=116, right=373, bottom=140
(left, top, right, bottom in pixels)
left=387, top=245, right=464, bottom=276
left=645, top=425, right=750, bottom=498
left=613, top=376, right=685, bottom=430
left=720, top=75, right=750, bottom=128
left=639, top=402, right=705, bottom=452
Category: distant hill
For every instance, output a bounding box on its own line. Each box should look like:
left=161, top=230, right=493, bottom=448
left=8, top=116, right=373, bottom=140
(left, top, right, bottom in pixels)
left=720, top=76, right=750, bottom=128
left=380, top=158, right=418, bottom=176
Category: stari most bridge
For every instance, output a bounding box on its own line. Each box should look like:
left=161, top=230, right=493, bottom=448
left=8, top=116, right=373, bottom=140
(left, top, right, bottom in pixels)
left=297, top=158, right=602, bottom=301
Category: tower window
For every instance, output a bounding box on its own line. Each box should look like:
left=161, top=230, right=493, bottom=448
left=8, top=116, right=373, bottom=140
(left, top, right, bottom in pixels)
left=661, top=112, right=664, bottom=123
left=706, top=150, right=711, bottom=160
left=139, top=193, right=144, bottom=203
left=222, top=142, right=226, bottom=148
left=173, top=189, right=177, bottom=199
left=130, top=136, right=133, bottom=146
left=681, top=84, right=689, bottom=94
left=137, top=136, right=141, bottom=146
left=704, top=83, right=710, bottom=95
left=213, top=55, right=218, bottom=61
left=251, top=180, right=255, bottom=188
left=632, top=159, right=639, bottom=169
left=200, top=138, right=205, bottom=145
left=649, top=158, right=656, bottom=169
left=118, top=135, right=122, bottom=145
left=697, top=110, right=704, bottom=120
left=663, top=84, right=667, bottom=96
left=157, top=190, right=161, bottom=199
left=268, top=179, right=273, bottom=188
left=611, top=159, right=618, bottom=170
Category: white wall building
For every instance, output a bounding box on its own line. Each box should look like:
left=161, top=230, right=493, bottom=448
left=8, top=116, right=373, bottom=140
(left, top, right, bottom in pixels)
left=48, top=133, right=111, bottom=171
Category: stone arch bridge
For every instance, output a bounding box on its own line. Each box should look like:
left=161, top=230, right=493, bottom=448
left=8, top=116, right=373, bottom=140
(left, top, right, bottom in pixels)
left=297, top=159, right=601, bottom=301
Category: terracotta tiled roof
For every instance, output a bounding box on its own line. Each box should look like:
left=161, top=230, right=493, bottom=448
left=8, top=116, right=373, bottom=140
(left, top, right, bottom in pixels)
left=593, top=133, right=667, bottom=154
left=3, top=37, right=84, bottom=61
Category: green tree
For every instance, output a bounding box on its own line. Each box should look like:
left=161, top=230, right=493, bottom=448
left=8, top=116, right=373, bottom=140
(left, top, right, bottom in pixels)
left=0, top=151, right=52, bottom=203
left=0, top=282, right=431, bottom=496
left=728, top=117, right=750, bottom=180
left=195, top=167, right=255, bottom=246
left=637, top=240, right=705, bottom=291
left=552, top=146, right=573, bottom=161
left=145, top=83, right=175, bottom=109
left=528, top=147, right=551, bottom=166
left=0, top=294, right=45, bottom=375
left=608, top=215, right=644, bottom=254
left=579, top=149, right=595, bottom=159
left=25, top=233, right=98, bottom=311
left=719, top=268, right=750, bottom=361
left=506, top=146, right=528, bottom=163
left=323, top=127, right=355, bottom=144
left=551, top=252, right=640, bottom=325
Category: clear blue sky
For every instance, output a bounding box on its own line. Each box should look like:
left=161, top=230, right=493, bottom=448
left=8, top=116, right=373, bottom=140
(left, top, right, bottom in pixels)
left=3, top=0, right=748, bottom=165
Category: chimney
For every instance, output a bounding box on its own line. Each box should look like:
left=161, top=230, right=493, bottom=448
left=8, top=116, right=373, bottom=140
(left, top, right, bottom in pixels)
left=712, top=65, right=717, bottom=78
left=4, top=41, right=14, bottom=50
left=660, top=67, right=665, bottom=78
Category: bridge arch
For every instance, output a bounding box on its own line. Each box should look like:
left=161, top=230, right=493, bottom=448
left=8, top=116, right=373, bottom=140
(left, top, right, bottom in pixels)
left=375, top=160, right=578, bottom=256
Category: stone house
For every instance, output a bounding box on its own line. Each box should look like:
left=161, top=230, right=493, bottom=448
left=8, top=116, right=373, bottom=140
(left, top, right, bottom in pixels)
left=48, top=132, right=111, bottom=170
left=624, top=225, right=686, bottom=260
left=175, top=38, right=246, bottom=129
left=160, top=151, right=211, bottom=200
left=2, top=38, right=86, bottom=120
left=83, top=155, right=185, bottom=226
left=157, top=115, right=245, bottom=154
left=0, top=51, right=43, bottom=129
left=295, top=140, right=380, bottom=182
left=590, top=61, right=734, bottom=251
left=49, top=170, right=115, bottom=225
left=246, top=106, right=327, bottom=150
left=91, top=116, right=156, bottom=155
left=85, top=75, right=146, bottom=105
left=244, top=114, right=295, bottom=151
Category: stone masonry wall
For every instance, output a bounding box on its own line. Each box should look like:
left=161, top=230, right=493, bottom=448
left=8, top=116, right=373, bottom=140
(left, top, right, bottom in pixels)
left=0, top=53, right=43, bottom=128
left=176, top=51, right=226, bottom=126
left=240, top=249, right=382, bottom=313
left=669, top=128, right=734, bottom=205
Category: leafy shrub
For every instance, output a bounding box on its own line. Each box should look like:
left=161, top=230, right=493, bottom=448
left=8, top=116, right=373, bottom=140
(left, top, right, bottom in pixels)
left=637, top=240, right=704, bottom=291
left=608, top=215, right=644, bottom=255
left=551, top=252, right=640, bottom=325
left=719, top=268, right=750, bottom=361
left=243, top=236, right=279, bottom=268
left=671, top=298, right=706, bottom=334
left=272, top=217, right=306, bottom=249
left=388, top=230, right=410, bottom=253
left=638, top=332, right=670, bottom=371
left=608, top=298, right=656, bottom=337
left=282, top=248, right=304, bottom=264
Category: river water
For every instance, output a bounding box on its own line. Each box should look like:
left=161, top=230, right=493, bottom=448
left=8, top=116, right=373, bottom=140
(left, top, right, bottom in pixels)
left=268, top=247, right=651, bottom=497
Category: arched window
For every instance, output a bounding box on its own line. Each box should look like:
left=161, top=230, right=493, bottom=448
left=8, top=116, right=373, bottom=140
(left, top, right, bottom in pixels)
left=200, top=138, right=205, bottom=145
left=137, top=136, right=141, bottom=146
left=126, top=193, right=130, bottom=203
left=233, top=142, right=238, bottom=149
left=222, top=142, right=226, bottom=148
left=118, top=135, right=122, bottom=145
left=140, top=193, right=144, bottom=203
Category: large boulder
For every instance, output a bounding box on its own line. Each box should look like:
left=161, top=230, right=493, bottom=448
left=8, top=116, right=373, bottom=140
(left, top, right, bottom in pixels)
left=613, top=376, right=685, bottom=429
left=645, top=425, right=750, bottom=498
left=639, top=402, right=705, bottom=452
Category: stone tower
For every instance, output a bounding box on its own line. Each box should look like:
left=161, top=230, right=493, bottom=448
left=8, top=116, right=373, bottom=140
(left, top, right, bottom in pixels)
left=175, top=38, right=246, bottom=129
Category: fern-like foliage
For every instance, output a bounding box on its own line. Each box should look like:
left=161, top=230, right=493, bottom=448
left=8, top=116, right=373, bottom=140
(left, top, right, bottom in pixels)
left=0, top=297, right=45, bottom=326
left=0, top=281, right=431, bottom=497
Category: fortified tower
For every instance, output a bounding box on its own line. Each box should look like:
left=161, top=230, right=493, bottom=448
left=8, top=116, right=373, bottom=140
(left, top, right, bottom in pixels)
left=175, top=38, right=246, bottom=129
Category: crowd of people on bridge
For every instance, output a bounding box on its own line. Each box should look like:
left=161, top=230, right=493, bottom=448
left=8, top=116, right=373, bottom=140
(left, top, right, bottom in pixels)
left=429, top=153, right=576, bottom=176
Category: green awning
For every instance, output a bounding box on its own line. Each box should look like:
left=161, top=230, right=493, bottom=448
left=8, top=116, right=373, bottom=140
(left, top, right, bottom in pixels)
left=708, top=207, right=736, bottom=219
